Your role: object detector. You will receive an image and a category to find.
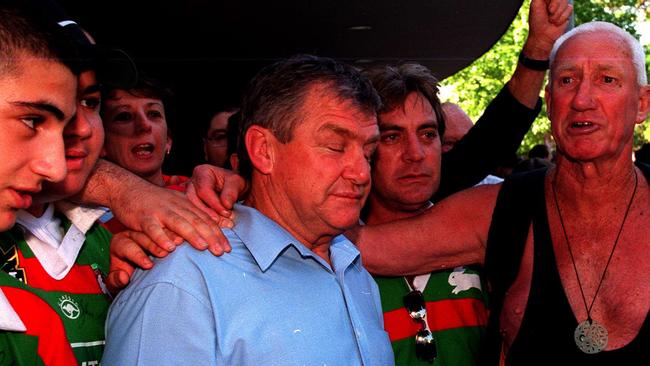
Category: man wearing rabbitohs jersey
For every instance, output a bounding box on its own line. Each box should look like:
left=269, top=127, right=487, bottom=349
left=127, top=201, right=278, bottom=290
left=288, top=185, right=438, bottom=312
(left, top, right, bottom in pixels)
left=362, top=63, right=491, bottom=366
left=0, top=2, right=138, bottom=365
left=0, top=66, right=115, bottom=366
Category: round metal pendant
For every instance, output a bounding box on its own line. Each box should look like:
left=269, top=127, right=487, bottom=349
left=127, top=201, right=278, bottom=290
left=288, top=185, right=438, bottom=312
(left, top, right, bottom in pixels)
left=574, top=320, right=608, bottom=354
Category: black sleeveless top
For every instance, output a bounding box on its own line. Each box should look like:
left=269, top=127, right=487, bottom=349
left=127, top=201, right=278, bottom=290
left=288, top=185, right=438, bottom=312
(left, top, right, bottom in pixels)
left=482, top=164, right=650, bottom=366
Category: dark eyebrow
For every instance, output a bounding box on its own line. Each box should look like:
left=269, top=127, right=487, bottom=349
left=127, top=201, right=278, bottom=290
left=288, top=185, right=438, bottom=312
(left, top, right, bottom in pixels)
left=10, top=100, right=66, bottom=121
left=379, top=123, right=406, bottom=132
left=379, top=120, right=438, bottom=132
left=417, top=121, right=438, bottom=130
left=82, top=83, right=102, bottom=95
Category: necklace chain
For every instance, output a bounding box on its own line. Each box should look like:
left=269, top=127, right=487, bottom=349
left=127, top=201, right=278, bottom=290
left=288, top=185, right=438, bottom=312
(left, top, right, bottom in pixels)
left=551, top=170, right=638, bottom=322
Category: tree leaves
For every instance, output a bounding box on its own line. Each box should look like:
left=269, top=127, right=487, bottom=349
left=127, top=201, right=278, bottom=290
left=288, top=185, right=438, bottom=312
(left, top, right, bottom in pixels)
left=442, top=0, right=648, bottom=155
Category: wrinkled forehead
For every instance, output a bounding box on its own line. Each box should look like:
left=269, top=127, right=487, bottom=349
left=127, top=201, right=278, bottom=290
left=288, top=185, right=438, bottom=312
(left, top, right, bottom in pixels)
left=300, top=84, right=377, bottom=126
left=550, top=32, right=640, bottom=86
left=553, top=31, right=632, bottom=67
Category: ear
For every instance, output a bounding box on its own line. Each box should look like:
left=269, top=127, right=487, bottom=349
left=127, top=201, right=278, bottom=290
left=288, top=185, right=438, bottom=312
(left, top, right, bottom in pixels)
left=245, top=125, right=275, bottom=175
left=165, top=136, right=173, bottom=155
left=230, top=153, right=239, bottom=173
left=635, top=85, right=650, bottom=125
left=100, top=146, right=107, bottom=158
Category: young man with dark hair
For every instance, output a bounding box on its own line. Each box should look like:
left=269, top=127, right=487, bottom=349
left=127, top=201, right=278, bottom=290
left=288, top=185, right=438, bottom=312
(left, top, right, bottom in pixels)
left=0, top=2, right=87, bottom=365
left=0, top=1, right=142, bottom=363
left=0, top=2, right=77, bottom=233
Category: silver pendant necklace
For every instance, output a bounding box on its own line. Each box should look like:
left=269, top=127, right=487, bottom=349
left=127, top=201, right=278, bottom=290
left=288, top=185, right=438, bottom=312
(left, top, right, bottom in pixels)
left=551, top=170, right=638, bottom=354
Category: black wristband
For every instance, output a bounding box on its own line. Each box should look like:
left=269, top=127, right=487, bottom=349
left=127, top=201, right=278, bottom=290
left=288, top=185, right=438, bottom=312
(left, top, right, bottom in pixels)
left=518, top=52, right=549, bottom=71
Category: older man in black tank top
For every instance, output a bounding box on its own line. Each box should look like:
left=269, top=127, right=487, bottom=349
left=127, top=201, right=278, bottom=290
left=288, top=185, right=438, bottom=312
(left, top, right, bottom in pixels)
left=355, top=20, right=650, bottom=366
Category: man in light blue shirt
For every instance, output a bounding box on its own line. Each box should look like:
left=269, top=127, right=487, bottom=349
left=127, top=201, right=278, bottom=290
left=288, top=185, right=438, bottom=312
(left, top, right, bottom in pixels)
left=102, top=55, right=394, bottom=365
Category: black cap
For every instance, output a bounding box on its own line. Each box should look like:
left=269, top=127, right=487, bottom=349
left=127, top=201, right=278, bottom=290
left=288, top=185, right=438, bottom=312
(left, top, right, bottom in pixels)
left=36, top=0, right=138, bottom=89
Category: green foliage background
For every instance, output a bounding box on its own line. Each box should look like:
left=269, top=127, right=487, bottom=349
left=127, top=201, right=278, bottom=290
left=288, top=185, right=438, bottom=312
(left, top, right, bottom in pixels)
left=442, top=0, right=650, bottom=155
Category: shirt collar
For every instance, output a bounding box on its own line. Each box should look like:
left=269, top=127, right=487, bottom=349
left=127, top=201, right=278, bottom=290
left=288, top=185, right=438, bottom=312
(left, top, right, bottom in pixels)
left=15, top=204, right=61, bottom=249
left=329, top=234, right=363, bottom=274
left=55, top=201, right=108, bottom=233
left=17, top=201, right=107, bottom=238
left=232, top=204, right=302, bottom=272
left=232, top=204, right=361, bottom=272
left=14, top=201, right=107, bottom=280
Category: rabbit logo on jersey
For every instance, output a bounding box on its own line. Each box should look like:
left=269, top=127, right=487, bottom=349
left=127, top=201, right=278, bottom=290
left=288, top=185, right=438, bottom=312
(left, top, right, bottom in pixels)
left=448, top=266, right=482, bottom=294
left=59, top=295, right=81, bottom=319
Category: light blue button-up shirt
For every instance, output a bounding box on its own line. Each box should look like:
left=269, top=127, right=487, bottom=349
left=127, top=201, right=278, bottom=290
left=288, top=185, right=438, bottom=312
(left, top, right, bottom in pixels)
left=102, top=204, right=393, bottom=365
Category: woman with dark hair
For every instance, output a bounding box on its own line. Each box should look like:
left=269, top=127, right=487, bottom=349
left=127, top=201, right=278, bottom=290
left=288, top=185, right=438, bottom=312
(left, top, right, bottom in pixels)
left=101, top=77, right=187, bottom=191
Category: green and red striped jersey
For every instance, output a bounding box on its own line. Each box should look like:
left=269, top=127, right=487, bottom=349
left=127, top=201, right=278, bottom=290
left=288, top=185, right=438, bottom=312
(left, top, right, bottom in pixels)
left=375, top=266, right=488, bottom=366
left=0, top=211, right=111, bottom=366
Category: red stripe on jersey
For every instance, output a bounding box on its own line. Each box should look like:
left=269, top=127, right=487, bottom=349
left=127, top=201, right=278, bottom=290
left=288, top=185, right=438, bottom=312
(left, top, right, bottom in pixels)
left=17, top=251, right=102, bottom=294
left=3, top=286, right=77, bottom=366
left=383, top=298, right=488, bottom=341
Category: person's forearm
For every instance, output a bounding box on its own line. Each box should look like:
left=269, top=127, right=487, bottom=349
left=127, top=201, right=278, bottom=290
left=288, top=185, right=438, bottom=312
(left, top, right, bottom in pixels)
left=508, top=0, right=572, bottom=107
left=354, top=185, right=498, bottom=276
left=74, top=159, right=232, bottom=255
left=73, top=159, right=143, bottom=207
left=506, top=51, right=549, bottom=109
left=356, top=219, right=485, bottom=276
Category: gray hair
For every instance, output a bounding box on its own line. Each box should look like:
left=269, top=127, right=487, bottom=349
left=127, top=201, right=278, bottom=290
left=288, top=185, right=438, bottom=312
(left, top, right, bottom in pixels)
left=549, top=21, right=647, bottom=85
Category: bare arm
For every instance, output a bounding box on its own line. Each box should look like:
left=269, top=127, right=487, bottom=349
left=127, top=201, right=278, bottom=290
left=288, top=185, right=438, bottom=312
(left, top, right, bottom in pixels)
left=87, top=162, right=245, bottom=292
left=507, top=0, right=572, bottom=108
left=352, top=184, right=500, bottom=276
left=75, top=159, right=232, bottom=254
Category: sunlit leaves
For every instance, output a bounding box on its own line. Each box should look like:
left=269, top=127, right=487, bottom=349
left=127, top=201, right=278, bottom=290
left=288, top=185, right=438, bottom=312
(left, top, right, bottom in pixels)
left=442, top=0, right=648, bottom=155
